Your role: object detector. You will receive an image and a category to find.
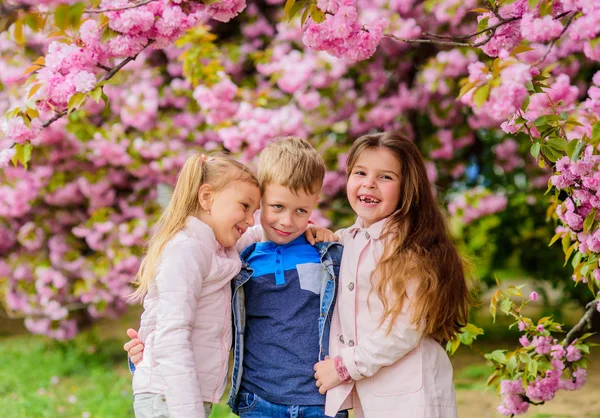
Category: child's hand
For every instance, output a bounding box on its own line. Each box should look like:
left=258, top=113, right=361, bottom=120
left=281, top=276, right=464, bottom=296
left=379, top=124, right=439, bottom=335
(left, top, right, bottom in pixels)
left=314, top=358, right=342, bottom=394
left=124, top=328, right=145, bottom=365
left=305, top=225, right=337, bottom=245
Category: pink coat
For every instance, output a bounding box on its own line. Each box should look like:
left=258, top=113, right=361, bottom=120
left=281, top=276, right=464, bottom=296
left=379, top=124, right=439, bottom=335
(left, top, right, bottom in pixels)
left=132, top=217, right=260, bottom=418
left=325, top=217, right=457, bottom=418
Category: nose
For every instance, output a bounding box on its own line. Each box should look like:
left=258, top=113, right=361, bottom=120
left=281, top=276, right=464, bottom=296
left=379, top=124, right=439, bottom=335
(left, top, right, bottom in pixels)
left=363, top=176, right=376, bottom=189
left=280, top=212, right=293, bottom=227
left=246, top=212, right=254, bottom=226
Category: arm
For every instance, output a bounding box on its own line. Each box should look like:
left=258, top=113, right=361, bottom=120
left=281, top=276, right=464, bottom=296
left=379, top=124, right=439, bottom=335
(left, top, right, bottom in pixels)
left=235, top=225, right=263, bottom=252
left=153, top=240, right=207, bottom=418
left=315, top=284, right=422, bottom=392
left=340, top=301, right=423, bottom=380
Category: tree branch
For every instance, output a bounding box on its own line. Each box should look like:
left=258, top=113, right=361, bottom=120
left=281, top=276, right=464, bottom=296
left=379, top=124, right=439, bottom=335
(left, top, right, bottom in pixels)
left=564, top=300, right=599, bottom=346
left=533, top=12, right=575, bottom=66
left=84, top=0, right=158, bottom=14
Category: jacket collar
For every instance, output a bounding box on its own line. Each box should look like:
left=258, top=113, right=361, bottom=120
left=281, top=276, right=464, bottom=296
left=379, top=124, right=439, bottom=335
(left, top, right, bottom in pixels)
left=347, top=216, right=387, bottom=240
left=183, top=216, right=222, bottom=252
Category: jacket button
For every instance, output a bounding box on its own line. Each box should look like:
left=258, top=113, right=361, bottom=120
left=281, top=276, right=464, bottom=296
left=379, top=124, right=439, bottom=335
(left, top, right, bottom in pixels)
left=339, top=335, right=345, bottom=344
left=348, top=339, right=355, bottom=347
left=365, top=231, right=370, bottom=239
left=348, top=282, right=355, bottom=291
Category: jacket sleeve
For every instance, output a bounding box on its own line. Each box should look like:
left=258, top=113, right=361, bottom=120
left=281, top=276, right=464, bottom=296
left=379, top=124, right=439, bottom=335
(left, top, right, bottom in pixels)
left=339, top=285, right=424, bottom=381
left=153, top=240, right=208, bottom=418
left=235, top=225, right=264, bottom=252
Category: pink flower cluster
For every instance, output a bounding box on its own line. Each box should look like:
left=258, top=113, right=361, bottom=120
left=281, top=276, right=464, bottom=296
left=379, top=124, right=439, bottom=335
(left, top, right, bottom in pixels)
left=302, top=0, right=388, bottom=63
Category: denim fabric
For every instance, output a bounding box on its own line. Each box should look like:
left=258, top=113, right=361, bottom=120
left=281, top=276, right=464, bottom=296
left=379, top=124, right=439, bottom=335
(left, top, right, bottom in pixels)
left=236, top=389, right=348, bottom=418
left=228, top=241, right=343, bottom=414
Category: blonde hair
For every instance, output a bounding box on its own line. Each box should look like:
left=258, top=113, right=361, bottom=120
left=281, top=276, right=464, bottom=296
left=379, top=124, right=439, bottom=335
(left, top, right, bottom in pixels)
left=346, top=132, right=475, bottom=343
left=130, top=153, right=258, bottom=302
left=257, top=136, right=325, bottom=195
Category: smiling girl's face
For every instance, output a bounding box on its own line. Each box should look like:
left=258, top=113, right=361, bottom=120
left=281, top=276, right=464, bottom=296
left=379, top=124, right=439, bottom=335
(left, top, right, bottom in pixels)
left=346, top=147, right=402, bottom=228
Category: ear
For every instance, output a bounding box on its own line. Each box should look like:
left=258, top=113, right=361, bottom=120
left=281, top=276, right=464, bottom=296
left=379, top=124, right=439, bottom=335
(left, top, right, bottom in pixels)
left=198, top=184, right=213, bottom=212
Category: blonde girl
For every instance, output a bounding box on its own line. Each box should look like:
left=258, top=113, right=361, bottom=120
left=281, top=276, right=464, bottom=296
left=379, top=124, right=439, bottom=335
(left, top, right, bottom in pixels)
left=131, top=153, right=260, bottom=418
left=313, top=132, right=474, bottom=418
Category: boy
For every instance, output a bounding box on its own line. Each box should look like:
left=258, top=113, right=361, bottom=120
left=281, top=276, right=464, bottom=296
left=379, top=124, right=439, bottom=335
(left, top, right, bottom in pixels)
left=228, top=137, right=345, bottom=418
left=125, top=137, right=345, bottom=418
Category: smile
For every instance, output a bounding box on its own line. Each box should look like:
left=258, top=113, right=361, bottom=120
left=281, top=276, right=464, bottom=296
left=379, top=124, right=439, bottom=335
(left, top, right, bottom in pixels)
left=273, top=227, right=292, bottom=236
left=358, top=195, right=380, bottom=204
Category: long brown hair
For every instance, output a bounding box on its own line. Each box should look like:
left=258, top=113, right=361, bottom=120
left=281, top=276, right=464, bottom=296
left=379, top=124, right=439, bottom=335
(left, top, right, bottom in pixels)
left=130, top=153, right=258, bottom=302
left=346, top=132, right=475, bottom=342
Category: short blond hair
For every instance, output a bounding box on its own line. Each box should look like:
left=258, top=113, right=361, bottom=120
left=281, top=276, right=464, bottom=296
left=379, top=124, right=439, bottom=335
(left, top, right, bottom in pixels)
left=257, top=136, right=326, bottom=195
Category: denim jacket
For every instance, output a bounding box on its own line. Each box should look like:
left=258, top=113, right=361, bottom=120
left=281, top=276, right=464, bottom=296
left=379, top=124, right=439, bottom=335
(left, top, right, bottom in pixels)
left=227, top=241, right=343, bottom=412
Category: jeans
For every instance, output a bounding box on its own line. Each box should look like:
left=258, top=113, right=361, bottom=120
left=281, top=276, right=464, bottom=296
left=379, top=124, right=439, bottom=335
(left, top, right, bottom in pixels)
left=236, top=389, right=349, bottom=418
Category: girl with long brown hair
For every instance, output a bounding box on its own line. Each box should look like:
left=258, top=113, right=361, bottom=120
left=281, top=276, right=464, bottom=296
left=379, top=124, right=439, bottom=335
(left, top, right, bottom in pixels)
left=314, top=132, right=474, bottom=417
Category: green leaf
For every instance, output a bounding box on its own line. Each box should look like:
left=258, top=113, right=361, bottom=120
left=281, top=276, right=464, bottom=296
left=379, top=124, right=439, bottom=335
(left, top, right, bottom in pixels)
left=477, top=17, right=489, bottom=32
left=11, top=143, right=33, bottom=169
left=521, top=95, right=530, bottom=111
left=546, top=136, right=567, bottom=151
left=54, top=4, right=69, bottom=30
left=507, top=286, right=523, bottom=297
left=564, top=243, right=576, bottom=266
left=67, top=3, right=85, bottom=29
left=284, top=0, right=296, bottom=19
left=473, top=84, right=490, bottom=108
left=67, top=92, right=87, bottom=113
left=519, top=352, right=531, bottom=364
left=530, top=142, right=541, bottom=159
left=310, top=6, right=326, bottom=23
left=533, top=115, right=549, bottom=127
left=500, top=298, right=512, bottom=315
left=89, top=86, right=103, bottom=103
left=566, top=139, right=584, bottom=161
left=301, top=5, right=311, bottom=26
left=14, top=18, right=25, bottom=46
left=541, top=144, right=562, bottom=162
left=548, top=231, right=562, bottom=247
left=592, top=122, right=600, bottom=145
left=584, top=209, right=597, bottom=233
left=528, top=0, right=538, bottom=10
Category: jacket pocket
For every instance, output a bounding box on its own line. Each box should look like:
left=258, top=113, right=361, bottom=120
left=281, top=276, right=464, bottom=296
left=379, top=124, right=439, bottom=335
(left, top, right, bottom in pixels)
left=370, top=347, right=424, bottom=396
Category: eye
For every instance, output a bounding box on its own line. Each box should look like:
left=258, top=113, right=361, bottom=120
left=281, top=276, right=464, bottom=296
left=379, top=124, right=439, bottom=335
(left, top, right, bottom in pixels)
left=353, top=170, right=366, bottom=176
left=296, top=208, right=308, bottom=214
left=241, top=203, right=250, bottom=210
left=271, top=204, right=283, bottom=210
left=381, top=175, right=393, bottom=180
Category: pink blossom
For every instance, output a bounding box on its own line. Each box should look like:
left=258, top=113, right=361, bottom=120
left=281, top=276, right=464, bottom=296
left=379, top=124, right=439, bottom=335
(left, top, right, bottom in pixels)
left=529, top=291, right=538, bottom=301
left=206, top=0, right=247, bottom=23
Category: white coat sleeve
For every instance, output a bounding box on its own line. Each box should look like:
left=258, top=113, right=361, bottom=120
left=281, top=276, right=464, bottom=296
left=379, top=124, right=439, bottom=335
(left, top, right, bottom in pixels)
left=340, top=289, right=424, bottom=381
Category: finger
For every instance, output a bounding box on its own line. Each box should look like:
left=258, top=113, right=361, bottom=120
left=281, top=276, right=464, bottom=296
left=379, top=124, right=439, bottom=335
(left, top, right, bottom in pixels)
left=306, top=229, right=316, bottom=245
left=314, top=372, right=319, bottom=380
left=319, top=386, right=326, bottom=394
left=316, top=380, right=322, bottom=388
left=130, top=343, right=144, bottom=355
left=126, top=328, right=138, bottom=339
left=131, top=353, right=143, bottom=365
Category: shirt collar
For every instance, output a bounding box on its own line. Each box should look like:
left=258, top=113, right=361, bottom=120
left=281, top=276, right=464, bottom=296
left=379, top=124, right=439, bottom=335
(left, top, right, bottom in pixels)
left=184, top=216, right=222, bottom=252
left=347, top=217, right=387, bottom=240
left=255, top=234, right=308, bottom=251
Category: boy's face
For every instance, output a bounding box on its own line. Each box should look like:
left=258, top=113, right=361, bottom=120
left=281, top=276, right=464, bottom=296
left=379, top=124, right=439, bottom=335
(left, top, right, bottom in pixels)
left=260, top=183, right=320, bottom=245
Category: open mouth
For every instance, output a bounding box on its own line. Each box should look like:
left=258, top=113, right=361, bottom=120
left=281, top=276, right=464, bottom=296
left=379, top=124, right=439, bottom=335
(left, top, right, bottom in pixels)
left=235, top=226, right=246, bottom=236
left=358, top=195, right=380, bottom=205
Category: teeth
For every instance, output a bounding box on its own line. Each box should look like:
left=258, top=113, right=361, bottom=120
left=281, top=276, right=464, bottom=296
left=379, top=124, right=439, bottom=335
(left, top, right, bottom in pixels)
left=359, top=196, right=380, bottom=204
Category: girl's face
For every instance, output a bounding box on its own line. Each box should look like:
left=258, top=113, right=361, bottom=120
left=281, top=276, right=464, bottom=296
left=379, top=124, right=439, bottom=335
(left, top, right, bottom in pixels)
left=346, top=147, right=401, bottom=228
left=203, top=180, right=261, bottom=248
